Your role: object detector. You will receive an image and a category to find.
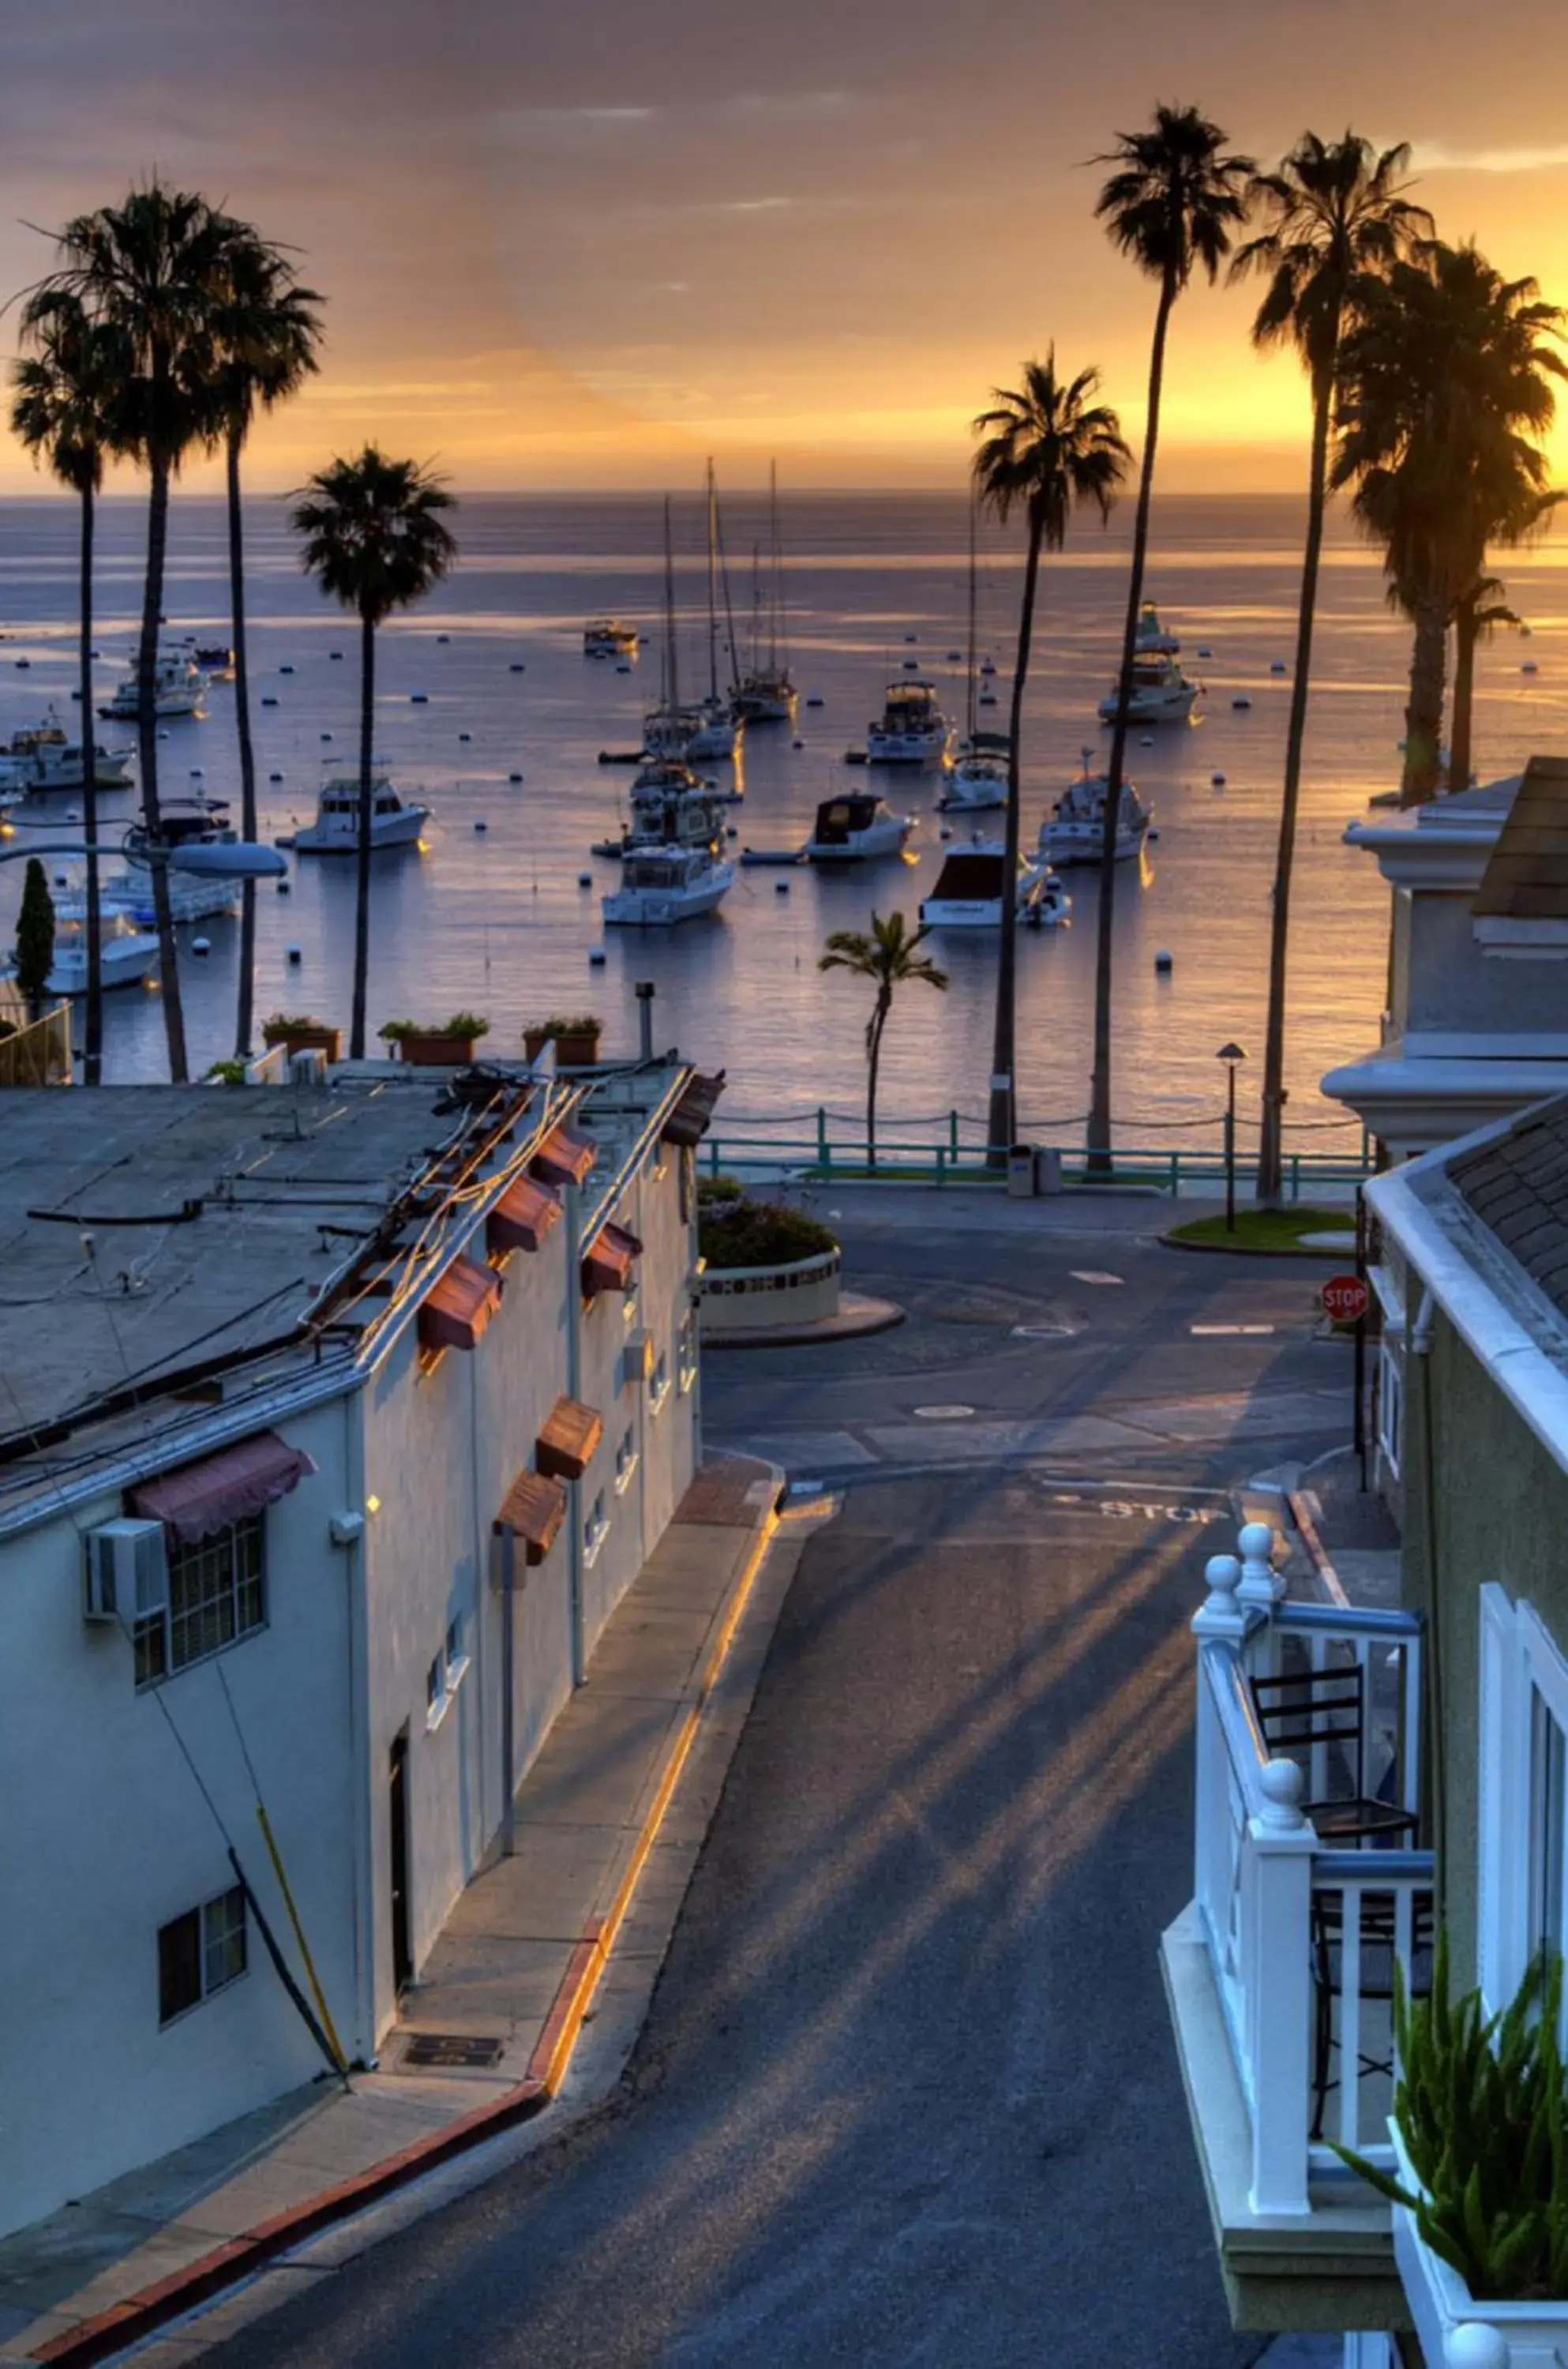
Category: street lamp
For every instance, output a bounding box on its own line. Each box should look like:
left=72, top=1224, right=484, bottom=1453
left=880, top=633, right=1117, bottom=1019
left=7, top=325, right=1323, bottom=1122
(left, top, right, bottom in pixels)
left=1217, top=1042, right=1247, bottom=1233
left=0, top=836, right=286, bottom=877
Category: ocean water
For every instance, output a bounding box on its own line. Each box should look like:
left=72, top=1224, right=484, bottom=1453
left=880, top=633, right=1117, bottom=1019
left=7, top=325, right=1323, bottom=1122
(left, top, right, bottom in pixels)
left=2, top=488, right=1565, bottom=1150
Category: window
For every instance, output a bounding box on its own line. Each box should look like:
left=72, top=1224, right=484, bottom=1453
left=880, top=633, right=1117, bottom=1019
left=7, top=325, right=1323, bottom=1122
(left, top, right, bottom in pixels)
left=583, top=1489, right=610, bottom=1567
left=159, top=1886, right=246, bottom=2025
left=649, top=1351, right=670, bottom=1414
left=614, top=1424, right=639, bottom=1496
left=677, top=1306, right=698, bottom=1394
left=135, top=1515, right=265, bottom=1688
left=445, top=1614, right=470, bottom=1691
left=1480, top=1588, right=1568, bottom=2010
left=1377, top=1341, right=1404, bottom=1478
left=1529, top=1686, right=1568, bottom=1971
left=426, top=1654, right=445, bottom=1728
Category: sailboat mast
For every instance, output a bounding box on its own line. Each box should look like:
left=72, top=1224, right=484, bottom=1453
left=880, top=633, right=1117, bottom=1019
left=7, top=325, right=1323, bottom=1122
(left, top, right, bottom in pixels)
left=966, top=488, right=978, bottom=747
left=768, top=460, right=782, bottom=675
left=705, top=460, right=719, bottom=706
left=715, top=479, right=741, bottom=699
left=663, top=494, right=679, bottom=718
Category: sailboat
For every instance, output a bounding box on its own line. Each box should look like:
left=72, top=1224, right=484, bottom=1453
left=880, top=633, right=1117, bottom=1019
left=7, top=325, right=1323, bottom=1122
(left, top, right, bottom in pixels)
left=733, top=463, right=797, bottom=723
left=941, top=494, right=1008, bottom=813
left=641, top=496, right=704, bottom=759
left=685, top=462, right=743, bottom=760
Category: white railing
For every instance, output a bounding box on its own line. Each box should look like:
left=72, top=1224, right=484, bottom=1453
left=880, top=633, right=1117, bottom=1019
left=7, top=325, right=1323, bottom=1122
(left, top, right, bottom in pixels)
left=1191, top=1526, right=1431, bottom=2217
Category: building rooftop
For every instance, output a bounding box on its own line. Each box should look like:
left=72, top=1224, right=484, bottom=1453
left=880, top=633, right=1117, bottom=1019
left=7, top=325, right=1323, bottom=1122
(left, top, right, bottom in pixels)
left=1472, top=753, right=1568, bottom=938
left=1450, top=1095, right=1568, bottom=1323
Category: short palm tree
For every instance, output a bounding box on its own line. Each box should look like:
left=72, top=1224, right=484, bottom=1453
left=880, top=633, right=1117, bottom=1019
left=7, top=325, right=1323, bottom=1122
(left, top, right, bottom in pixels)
left=1334, top=243, right=1566, bottom=807
left=1450, top=573, right=1526, bottom=794
left=1089, top=103, right=1254, bottom=1171
left=1230, top=133, right=1430, bottom=1205
left=971, top=355, right=1129, bottom=1160
left=204, top=235, right=324, bottom=1061
left=31, top=183, right=237, bottom=1081
left=291, top=449, right=458, bottom=1057
left=819, top=911, right=949, bottom=1170
left=11, top=291, right=129, bottom=1085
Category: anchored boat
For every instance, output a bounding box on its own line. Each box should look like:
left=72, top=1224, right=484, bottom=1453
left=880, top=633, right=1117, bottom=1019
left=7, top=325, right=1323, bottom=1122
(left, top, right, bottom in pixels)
left=1038, top=750, right=1152, bottom=867
left=866, top=678, right=953, bottom=766
left=282, top=767, right=430, bottom=854
left=919, top=839, right=1068, bottom=930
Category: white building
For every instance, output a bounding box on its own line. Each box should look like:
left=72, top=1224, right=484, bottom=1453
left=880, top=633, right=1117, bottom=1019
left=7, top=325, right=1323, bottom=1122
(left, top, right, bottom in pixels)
left=0, top=1056, right=720, bottom=2239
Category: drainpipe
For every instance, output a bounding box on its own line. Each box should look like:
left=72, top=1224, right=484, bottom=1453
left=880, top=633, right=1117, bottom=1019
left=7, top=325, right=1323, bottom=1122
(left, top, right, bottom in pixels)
left=1410, top=1286, right=1446, bottom=1910
left=565, top=1174, right=586, bottom=1685
left=342, top=1384, right=375, bottom=2061
left=497, top=1522, right=517, bottom=1856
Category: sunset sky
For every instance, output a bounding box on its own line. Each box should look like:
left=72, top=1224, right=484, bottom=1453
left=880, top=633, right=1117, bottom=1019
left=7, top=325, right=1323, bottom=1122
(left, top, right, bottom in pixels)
left=2, top=0, right=1567, bottom=494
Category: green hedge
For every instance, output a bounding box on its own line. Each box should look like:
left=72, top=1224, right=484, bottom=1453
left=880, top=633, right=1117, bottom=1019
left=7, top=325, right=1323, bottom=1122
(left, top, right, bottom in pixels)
left=699, top=1200, right=838, bottom=1271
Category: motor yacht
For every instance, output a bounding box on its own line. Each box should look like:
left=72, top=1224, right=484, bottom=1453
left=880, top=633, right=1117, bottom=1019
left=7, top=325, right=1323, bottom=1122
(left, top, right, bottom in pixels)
left=2, top=910, right=160, bottom=997
left=1135, top=602, right=1181, bottom=656
left=866, top=678, right=953, bottom=766
left=918, top=839, right=1069, bottom=930
left=99, top=651, right=205, bottom=720
left=602, top=844, right=734, bottom=926
left=1097, top=651, right=1201, bottom=727
left=1037, top=750, right=1152, bottom=867
left=585, top=618, right=639, bottom=659
left=941, top=730, right=1010, bottom=812
left=281, top=768, right=430, bottom=854
left=0, top=710, right=135, bottom=795
left=803, top=794, right=913, bottom=862
left=62, top=798, right=250, bottom=924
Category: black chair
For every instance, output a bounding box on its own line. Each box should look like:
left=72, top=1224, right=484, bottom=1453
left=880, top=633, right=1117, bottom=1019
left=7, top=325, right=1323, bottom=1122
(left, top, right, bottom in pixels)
left=1249, top=1661, right=1418, bottom=1845
left=1308, top=1886, right=1435, bottom=2140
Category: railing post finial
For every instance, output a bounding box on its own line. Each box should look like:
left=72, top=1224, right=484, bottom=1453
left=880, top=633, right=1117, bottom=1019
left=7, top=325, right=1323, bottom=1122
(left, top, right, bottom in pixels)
left=1445, top=2328, right=1508, bottom=2369
left=1236, top=1520, right=1285, bottom=1613
left=1258, top=1757, right=1307, bottom=1831
left=1193, top=1552, right=1246, bottom=1639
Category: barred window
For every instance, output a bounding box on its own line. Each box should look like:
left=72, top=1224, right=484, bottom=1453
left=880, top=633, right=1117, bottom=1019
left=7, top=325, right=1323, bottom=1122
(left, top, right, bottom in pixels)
left=135, top=1515, right=266, bottom=1688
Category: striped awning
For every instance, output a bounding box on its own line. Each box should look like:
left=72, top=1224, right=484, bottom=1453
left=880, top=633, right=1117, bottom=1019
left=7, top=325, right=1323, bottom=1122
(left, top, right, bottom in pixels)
left=493, top=1468, right=568, bottom=1565
left=488, top=1175, right=561, bottom=1256
left=418, top=1255, right=504, bottom=1353
left=531, top=1124, right=597, bottom=1188
left=581, top=1220, right=642, bottom=1297
left=129, top=1431, right=317, bottom=1545
left=661, top=1070, right=726, bottom=1147
left=535, top=1395, right=602, bottom=1481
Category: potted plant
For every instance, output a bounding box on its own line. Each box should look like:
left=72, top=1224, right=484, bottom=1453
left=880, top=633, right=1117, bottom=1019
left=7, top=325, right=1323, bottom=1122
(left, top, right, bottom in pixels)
left=1337, top=1938, right=1568, bottom=2366
left=523, top=1014, right=602, bottom=1067
left=205, top=1058, right=249, bottom=1087
left=261, top=1013, right=343, bottom=1062
left=378, top=1013, right=491, bottom=1067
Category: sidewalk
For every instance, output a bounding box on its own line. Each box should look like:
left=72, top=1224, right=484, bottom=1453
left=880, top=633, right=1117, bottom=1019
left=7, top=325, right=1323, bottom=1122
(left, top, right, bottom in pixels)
left=0, top=1457, right=783, bottom=2368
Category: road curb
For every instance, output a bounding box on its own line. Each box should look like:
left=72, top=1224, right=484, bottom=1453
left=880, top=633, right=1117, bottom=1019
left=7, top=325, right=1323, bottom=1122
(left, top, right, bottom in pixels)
left=1159, top=1230, right=1351, bottom=1260
left=30, top=1472, right=786, bottom=2369
left=702, top=1294, right=905, bottom=1350
left=1285, top=1487, right=1350, bottom=1608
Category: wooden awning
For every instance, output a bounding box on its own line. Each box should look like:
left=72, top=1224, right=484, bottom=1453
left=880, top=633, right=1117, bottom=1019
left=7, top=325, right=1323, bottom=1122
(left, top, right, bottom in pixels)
left=661, top=1069, right=726, bottom=1147
left=488, top=1175, right=561, bottom=1256
left=418, top=1255, right=504, bottom=1354
left=493, top=1467, right=568, bottom=1564
left=129, top=1431, right=317, bottom=1545
left=581, top=1220, right=643, bottom=1297
left=535, top=1395, right=602, bottom=1481
left=531, top=1124, right=597, bottom=1188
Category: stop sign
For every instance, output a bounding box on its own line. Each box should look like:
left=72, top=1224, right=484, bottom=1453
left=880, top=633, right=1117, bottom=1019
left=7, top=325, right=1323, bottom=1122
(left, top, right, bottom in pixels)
left=1322, top=1273, right=1369, bottom=1323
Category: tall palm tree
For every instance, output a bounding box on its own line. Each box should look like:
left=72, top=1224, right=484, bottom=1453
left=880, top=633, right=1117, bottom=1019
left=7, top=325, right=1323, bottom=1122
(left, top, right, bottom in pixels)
left=971, top=354, right=1130, bottom=1159
left=1449, top=573, right=1526, bottom=794
left=202, top=236, right=324, bottom=1060
left=1230, top=133, right=1430, bottom=1205
left=818, top=910, right=949, bottom=1169
left=1334, top=243, right=1566, bottom=807
left=291, top=449, right=458, bottom=1058
left=1088, top=103, right=1254, bottom=1172
left=33, top=184, right=237, bottom=1081
left=10, top=292, right=129, bottom=1085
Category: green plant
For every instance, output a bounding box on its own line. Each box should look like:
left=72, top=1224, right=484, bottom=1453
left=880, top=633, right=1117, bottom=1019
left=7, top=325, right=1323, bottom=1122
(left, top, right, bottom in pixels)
left=1335, top=1936, right=1568, bottom=2300
left=696, top=1172, right=744, bottom=1207
left=818, top=911, right=950, bottom=1169
left=698, top=1200, right=838, bottom=1270
left=14, top=858, right=56, bottom=1018
left=205, top=1057, right=248, bottom=1084
left=441, top=1012, right=490, bottom=1039
left=377, top=1017, right=418, bottom=1043
left=531, top=1014, right=601, bottom=1039
left=262, top=1011, right=326, bottom=1038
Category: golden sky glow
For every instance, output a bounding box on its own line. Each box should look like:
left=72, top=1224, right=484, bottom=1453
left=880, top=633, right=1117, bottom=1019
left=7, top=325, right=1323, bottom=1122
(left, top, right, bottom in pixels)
left=3, top=0, right=1568, bottom=494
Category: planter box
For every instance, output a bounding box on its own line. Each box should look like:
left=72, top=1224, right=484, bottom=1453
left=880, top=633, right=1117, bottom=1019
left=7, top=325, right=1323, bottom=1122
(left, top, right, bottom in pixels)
left=525, top=1027, right=601, bottom=1067
left=262, top=1024, right=342, bottom=1061
left=698, top=1248, right=841, bottom=1335
left=1390, top=2121, right=1568, bottom=2366
left=396, top=1032, right=482, bottom=1068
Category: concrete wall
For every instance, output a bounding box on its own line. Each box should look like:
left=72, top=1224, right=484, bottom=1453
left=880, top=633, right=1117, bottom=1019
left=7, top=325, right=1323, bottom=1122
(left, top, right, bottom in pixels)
left=1404, top=890, right=1568, bottom=1038
left=1401, top=1308, right=1568, bottom=1986
left=0, top=1402, right=358, bottom=2239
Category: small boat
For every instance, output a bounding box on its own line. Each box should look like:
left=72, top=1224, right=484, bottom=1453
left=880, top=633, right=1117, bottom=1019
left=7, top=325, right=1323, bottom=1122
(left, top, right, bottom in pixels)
left=602, top=844, right=734, bottom=926
left=803, top=793, right=913, bottom=862
left=193, top=643, right=235, bottom=678
left=1135, top=602, right=1180, bottom=656
left=1038, top=749, right=1152, bottom=867
left=99, top=651, right=206, bottom=720
left=942, top=734, right=1009, bottom=809
left=866, top=678, right=953, bottom=766
left=284, top=767, right=430, bottom=854
left=1097, top=652, right=1201, bottom=727
left=585, top=618, right=639, bottom=659
left=0, top=709, right=135, bottom=794
left=918, top=839, right=1069, bottom=930
left=3, top=911, right=160, bottom=995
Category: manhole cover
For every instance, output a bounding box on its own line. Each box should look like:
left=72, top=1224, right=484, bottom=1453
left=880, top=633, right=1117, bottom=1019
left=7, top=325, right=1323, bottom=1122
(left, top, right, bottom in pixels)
left=400, top=2033, right=505, bottom=2070
left=913, top=1403, right=975, bottom=1419
left=1071, top=1270, right=1124, bottom=1286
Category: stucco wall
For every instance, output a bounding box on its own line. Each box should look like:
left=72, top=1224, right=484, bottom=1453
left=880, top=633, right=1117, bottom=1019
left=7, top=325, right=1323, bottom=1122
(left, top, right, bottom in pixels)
left=0, top=1402, right=358, bottom=2239
left=1405, top=891, right=1568, bottom=1038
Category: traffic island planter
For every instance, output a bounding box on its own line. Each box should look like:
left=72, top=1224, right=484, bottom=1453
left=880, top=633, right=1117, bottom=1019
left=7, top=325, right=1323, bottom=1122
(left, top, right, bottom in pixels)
left=699, top=1248, right=842, bottom=1335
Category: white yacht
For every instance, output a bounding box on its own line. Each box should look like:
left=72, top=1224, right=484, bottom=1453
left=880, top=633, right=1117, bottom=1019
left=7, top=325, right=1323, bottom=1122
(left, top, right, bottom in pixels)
left=59, top=798, right=250, bottom=925
left=1038, top=750, right=1152, bottom=867
left=684, top=696, right=740, bottom=761
left=866, top=678, right=953, bottom=766
left=602, top=845, right=734, bottom=926
left=1135, top=602, right=1181, bottom=656
left=0, top=711, right=135, bottom=794
left=99, top=651, right=206, bottom=720
left=585, top=618, right=639, bottom=659
left=942, top=730, right=1010, bottom=812
left=803, top=793, right=913, bottom=862
left=1097, top=651, right=1201, bottom=727
left=2, top=911, right=160, bottom=996
left=918, top=839, right=1069, bottom=930
left=282, top=768, right=430, bottom=854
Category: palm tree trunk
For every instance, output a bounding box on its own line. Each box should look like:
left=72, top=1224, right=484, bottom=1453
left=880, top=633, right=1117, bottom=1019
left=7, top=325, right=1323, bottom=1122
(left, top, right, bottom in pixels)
left=138, top=443, right=189, bottom=1083
left=80, top=478, right=103, bottom=1088
left=1449, top=603, right=1477, bottom=794
left=351, top=606, right=376, bottom=1060
left=1400, top=595, right=1448, bottom=805
left=227, top=428, right=260, bottom=1059
left=1088, top=273, right=1175, bottom=1177
left=1257, top=361, right=1335, bottom=1207
left=986, top=513, right=1044, bottom=1163
left=866, top=998, right=887, bottom=1172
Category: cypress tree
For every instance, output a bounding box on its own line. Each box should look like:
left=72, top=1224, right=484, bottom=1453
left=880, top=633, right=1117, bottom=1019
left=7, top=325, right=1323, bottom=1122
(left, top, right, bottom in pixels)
left=14, top=858, right=57, bottom=1020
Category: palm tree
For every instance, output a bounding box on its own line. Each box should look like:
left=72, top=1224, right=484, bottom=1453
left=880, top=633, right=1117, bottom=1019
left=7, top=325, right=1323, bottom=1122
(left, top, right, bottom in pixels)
left=10, top=292, right=129, bottom=1084
left=1449, top=573, right=1527, bottom=793
left=32, top=184, right=238, bottom=1081
left=1230, top=133, right=1431, bottom=1205
left=819, top=910, right=949, bottom=1169
left=1089, top=103, right=1254, bottom=1173
left=291, top=449, right=458, bottom=1058
left=1334, top=243, right=1566, bottom=807
left=202, top=236, right=324, bottom=1060
left=970, top=355, right=1130, bottom=1159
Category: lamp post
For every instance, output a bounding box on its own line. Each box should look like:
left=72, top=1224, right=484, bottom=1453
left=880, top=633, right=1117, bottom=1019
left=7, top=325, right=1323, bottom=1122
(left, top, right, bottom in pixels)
left=1217, top=1042, right=1247, bottom=1233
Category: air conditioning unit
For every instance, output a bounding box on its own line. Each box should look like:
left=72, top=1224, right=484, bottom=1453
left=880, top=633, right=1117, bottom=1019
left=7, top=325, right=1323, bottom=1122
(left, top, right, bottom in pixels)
left=621, top=1329, right=655, bottom=1388
left=83, top=1519, right=169, bottom=1623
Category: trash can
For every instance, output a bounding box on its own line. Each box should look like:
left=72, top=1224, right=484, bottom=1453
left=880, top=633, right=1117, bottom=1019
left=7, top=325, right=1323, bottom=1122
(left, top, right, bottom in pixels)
left=1007, top=1143, right=1039, bottom=1199
left=1036, top=1146, right=1063, bottom=1196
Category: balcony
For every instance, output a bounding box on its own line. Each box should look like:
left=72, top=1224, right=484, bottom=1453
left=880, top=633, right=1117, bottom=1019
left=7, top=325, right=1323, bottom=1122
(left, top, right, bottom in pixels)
left=1161, top=1523, right=1427, bottom=2338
